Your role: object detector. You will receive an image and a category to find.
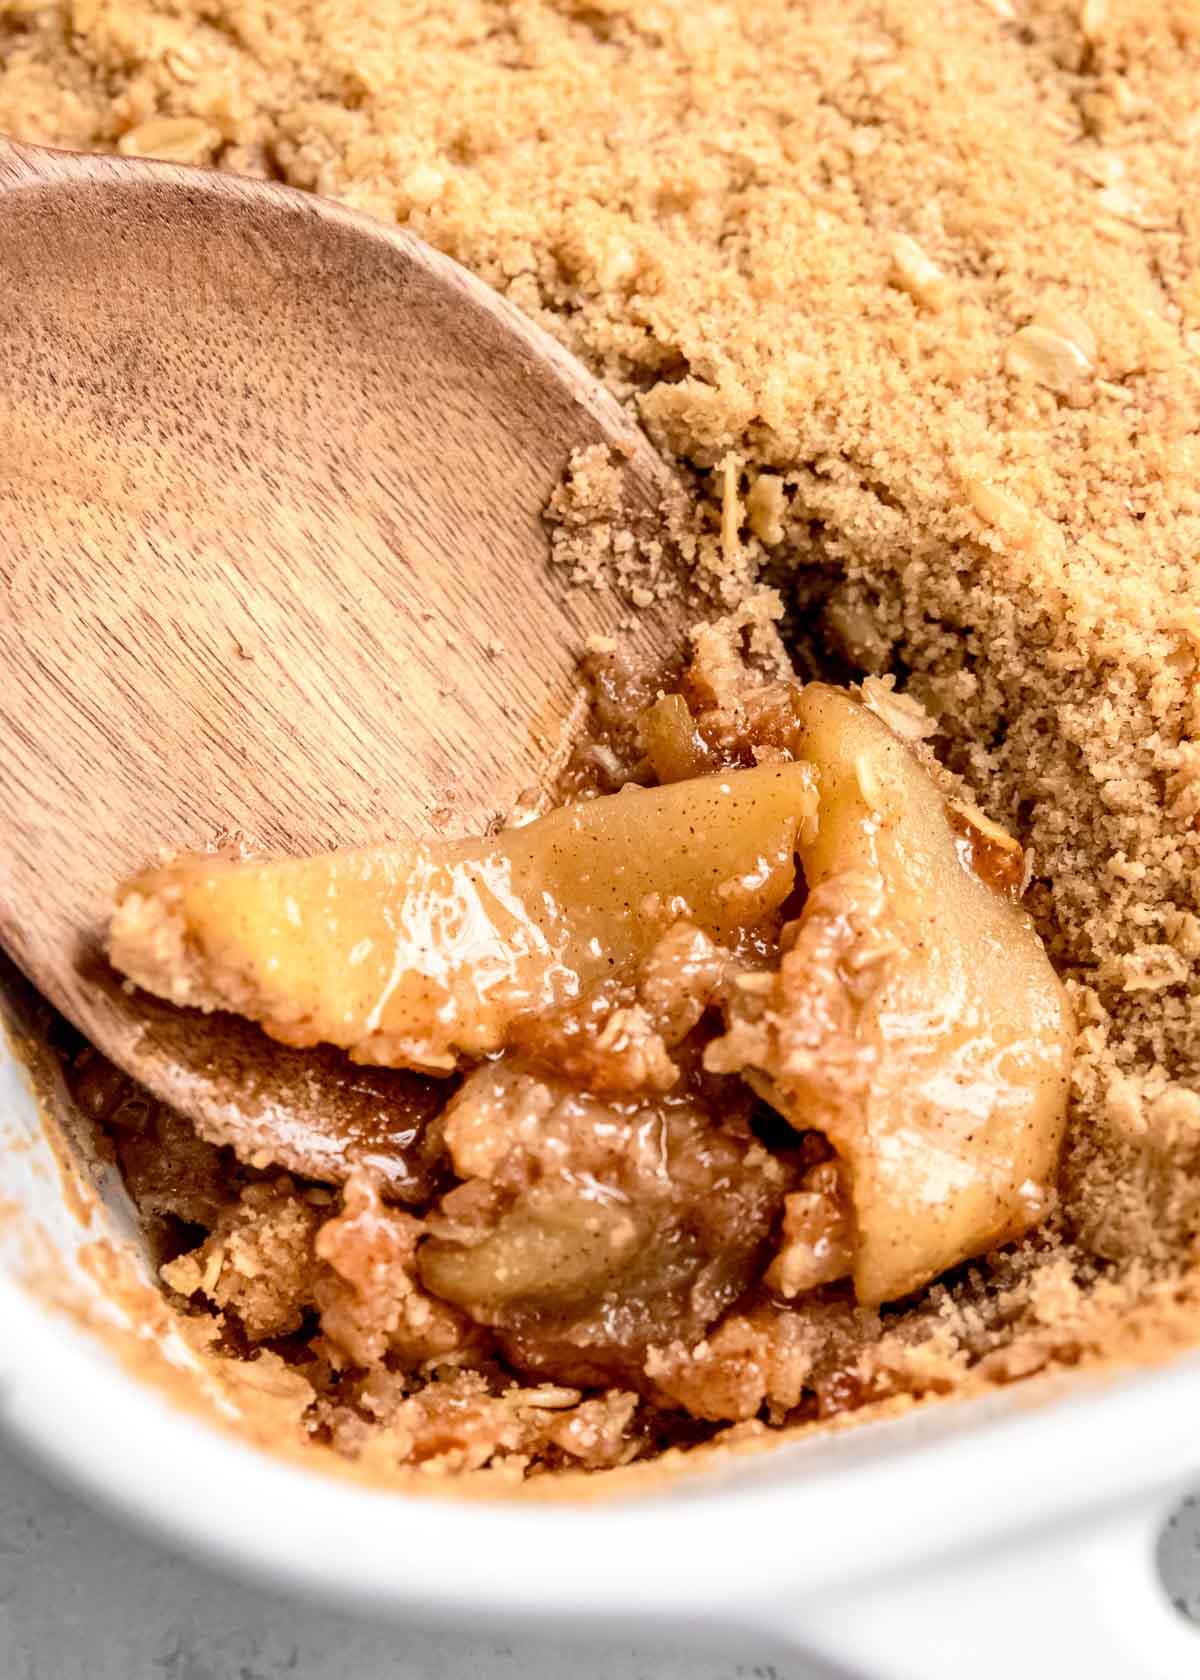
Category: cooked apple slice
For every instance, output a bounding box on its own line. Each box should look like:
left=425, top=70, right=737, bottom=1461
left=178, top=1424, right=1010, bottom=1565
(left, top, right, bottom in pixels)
left=110, top=762, right=817, bottom=1073
left=707, top=684, right=1073, bottom=1306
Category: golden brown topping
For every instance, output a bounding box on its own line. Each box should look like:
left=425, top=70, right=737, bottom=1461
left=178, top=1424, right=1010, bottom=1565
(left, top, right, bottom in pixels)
left=888, top=234, right=951, bottom=312
left=116, top=115, right=220, bottom=164
left=1005, top=323, right=1095, bottom=395
left=645, top=1299, right=854, bottom=1424
left=314, top=1168, right=476, bottom=1371
left=161, top=1177, right=322, bottom=1340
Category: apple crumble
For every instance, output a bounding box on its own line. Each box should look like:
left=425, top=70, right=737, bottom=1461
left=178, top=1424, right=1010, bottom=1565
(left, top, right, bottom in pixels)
left=6, top=0, right=1200, bottom=1475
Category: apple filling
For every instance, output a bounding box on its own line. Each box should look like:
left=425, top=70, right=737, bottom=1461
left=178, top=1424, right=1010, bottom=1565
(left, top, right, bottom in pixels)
left=110, top=676, right=1071, bottom=1393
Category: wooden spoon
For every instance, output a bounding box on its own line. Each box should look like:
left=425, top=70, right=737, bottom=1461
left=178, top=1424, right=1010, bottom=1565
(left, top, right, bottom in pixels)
left=0, top=138, right=690, bottom=1189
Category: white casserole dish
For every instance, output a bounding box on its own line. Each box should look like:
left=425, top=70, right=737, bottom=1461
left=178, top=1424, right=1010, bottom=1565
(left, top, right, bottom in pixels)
left=1, top=964, right=1197, bottom=1679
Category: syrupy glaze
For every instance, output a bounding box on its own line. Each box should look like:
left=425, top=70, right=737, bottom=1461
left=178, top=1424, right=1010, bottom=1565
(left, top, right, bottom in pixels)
left=419, top=1055, right=795, bottom=1389
left=111, top=762, right=818, bottom=1073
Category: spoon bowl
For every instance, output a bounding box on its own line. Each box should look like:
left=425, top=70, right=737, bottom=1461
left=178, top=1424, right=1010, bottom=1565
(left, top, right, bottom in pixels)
left=0, top=137, right=684, bottom=1179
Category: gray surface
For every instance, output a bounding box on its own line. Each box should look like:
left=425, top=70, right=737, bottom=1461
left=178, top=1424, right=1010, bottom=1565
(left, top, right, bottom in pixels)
left=0, top=1442, right=819, bottom=1680
left=5, top=1436, right=1199, bottom=1680
left=1160, top=1494, right=1200, bottom=1627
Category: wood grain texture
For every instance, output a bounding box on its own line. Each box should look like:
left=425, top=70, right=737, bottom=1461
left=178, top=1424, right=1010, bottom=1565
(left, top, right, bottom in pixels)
left=0, top=137, right=686, bottom=1179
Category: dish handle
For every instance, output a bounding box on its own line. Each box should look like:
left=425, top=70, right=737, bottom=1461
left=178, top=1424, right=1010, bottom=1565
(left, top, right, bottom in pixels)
left=778, top=1487, right=1198, bottom=1680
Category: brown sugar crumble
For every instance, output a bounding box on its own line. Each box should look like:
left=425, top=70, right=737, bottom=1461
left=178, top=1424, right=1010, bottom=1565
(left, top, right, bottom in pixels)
left=8, top=0, right=1200, bottom=1476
